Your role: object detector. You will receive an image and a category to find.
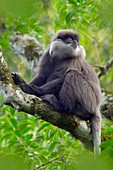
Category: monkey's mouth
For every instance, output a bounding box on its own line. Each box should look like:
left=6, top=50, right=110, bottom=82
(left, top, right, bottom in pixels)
left=71, top=42, right=79, bottom=49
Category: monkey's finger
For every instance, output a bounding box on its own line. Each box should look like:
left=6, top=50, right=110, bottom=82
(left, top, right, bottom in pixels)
left=11, top=73, right=22, bottom=85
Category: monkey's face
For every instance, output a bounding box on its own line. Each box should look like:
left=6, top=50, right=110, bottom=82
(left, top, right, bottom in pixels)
left=52, top=29, right=79, bottom=49
left=49, top=30, right=86, bottom=61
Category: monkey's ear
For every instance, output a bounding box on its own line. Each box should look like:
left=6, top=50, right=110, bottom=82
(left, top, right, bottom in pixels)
left=49, top=41, right=59, bottom=56
left=49, top=39, right=64, bottom=56
left=49, top=42, right=54, bottom=55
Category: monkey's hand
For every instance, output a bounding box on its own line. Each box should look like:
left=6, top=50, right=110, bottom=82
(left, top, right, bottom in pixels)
left=12, top=73, right=26, bottom=85
left=12, top=73, right=36, bottom=95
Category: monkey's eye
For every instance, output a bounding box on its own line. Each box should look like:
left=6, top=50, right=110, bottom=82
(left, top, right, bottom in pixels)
left=65, top=37, right=73, bottom=44
left=57, top=36, right=62, bottom=40
left=73, top=40, right=78, bottom=45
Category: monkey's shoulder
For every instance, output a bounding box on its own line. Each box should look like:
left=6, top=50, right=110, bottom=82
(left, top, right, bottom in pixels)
left=81, top=60, right=99, bottom=82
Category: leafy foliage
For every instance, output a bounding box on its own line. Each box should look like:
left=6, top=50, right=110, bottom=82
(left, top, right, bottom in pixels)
left=0, top=105, right=113, bottom=169
left=0, top=105, right=90, bottom=169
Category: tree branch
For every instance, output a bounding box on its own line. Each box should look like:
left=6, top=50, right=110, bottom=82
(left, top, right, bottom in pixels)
left=98, top=58, right=113, bottom=78
left=10, top=32, right=44, bottom=73
left=36, top=156, right=63, bottom=169
left=0, top=49, right=93, bottom=151
left=101, top=94, right=113, bottom=121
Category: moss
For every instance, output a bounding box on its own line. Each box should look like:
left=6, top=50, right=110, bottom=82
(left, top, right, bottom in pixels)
left=0, top=50, right=15, bottom=85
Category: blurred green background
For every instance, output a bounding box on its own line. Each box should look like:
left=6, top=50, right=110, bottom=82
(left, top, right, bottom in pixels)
left=0, top=0, right=113, bottom=169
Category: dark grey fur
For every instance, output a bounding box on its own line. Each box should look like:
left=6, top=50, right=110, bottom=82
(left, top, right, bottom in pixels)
left=12, top=29, right=102, bottom=155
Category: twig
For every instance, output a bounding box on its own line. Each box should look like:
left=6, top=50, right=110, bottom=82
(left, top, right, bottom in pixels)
left=98, top=58, right=113, bottom=78
left=35, top=156, right=63, bottom=169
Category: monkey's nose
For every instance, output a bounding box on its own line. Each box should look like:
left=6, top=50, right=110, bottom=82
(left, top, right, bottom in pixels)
left=71, top=42, right=78, bottom=48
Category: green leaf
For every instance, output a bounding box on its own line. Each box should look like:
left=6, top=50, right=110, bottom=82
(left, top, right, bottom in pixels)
left=51, top=151, right=59, bottom=157
left=24, top=134, right=33, bottom=142
left=21, top=127, right=33, bottom=135
left=38, top=123, right=50, bottom=132
left=101, top=140, right=113, bottom=149
left=1, top=133, right=13, bottom=142
left=10, top=107, right=16, bottom=116
left=10, top=118, right=18, bottom=129
left=28, top=141, right=39, bottom=149
left=38, top=155, right=48, bottom=162
left=0, top=123, right=11, bottom=130
left=36, top=135, right=44, bottom=140
left=14, top=130, right=21, bottom=137
left=68, top=0, right=77, bottom=5
left=49, top=141, right=60, bottom=152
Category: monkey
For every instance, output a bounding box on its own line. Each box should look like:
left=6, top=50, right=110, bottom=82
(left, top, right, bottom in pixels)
left=12, top=29, right=102, bottom=156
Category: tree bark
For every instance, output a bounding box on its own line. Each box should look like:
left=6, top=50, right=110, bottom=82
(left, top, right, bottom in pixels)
left=10, top=32, right=44, bottom=73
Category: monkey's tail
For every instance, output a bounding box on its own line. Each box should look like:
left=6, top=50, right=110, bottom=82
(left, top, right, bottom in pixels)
left=91, top=110, right=102, bottom=156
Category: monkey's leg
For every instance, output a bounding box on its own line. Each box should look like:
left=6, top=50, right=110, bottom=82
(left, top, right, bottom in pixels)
left=91, top=111, right=101, bottom=156
left=41, top=94, right=63, bottom=112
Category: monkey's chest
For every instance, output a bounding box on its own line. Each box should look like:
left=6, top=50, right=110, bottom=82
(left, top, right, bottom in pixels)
left=46, top=68, right=65, bottom=82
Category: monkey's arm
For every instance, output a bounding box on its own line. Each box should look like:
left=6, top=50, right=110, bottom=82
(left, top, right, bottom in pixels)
left=31, top=78, right=63, bottom=97
left=29, top=50, right=52, bottom=86
left=29, top=74, right=46, bottom=87
left=12, top=73, right=63, bottom=96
